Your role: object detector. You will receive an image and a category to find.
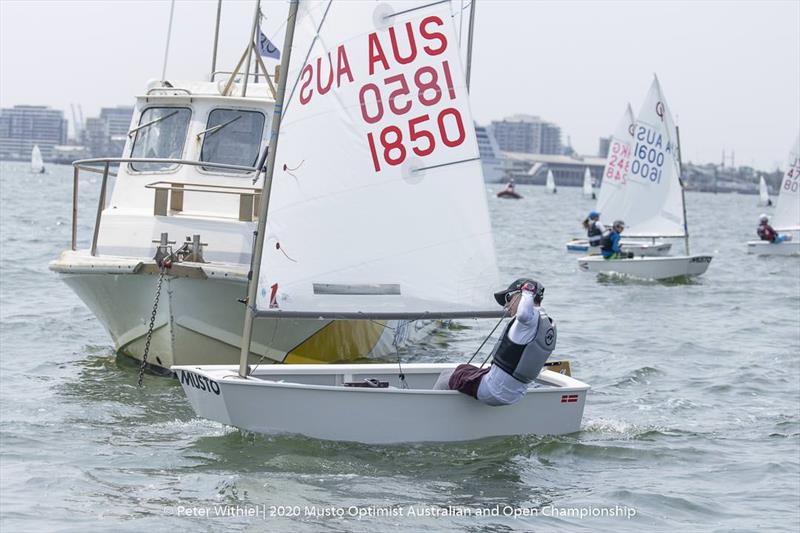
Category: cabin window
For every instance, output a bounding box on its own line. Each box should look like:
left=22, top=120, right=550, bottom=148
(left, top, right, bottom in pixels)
left=129, top=107, right=191, bottom=172
left=200, top=109, right=265, bottom=172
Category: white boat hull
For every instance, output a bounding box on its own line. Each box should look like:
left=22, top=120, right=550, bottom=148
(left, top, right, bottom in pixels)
left=175, top=363, right=590, bottom=444
left=50, top=250, right=430, bottom=371
left=565, top=239, right=671, bottom=256
left=746, top=240, right=800, bottom=256
left=577, top=254, right=712, bottom=279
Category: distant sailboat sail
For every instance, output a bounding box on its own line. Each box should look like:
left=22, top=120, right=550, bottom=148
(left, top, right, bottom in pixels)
left=582, top=167, right=593, bottom=198
left=31, top=145, right=44, bottom=173
left=596, top=104, right=635, bottom=220
left=619, top=77, right=685, bottom=238
left=758, top=175, right=770, bottom=206
left=253, top=1, right=501, bottom=319
left=773, top=135, right=800, bottom=231
left=546, top=169, right=556, bottom=193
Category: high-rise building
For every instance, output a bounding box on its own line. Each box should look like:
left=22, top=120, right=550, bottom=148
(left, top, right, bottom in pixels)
left=598, top=137, right=611, bottom=158
left=490, top=114, right=562, bottom=155
left=0, top=105, right=68, bottom=161
left=84, top=106, right=134, bottom=157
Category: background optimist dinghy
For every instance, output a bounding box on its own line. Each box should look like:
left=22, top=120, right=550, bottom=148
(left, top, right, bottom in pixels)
left=177, top=0, right=590, bottom=444
left=565, top=104, right=671, bottom=256
left=577, top=77, right=711, bottom=279
left=747, top=135, right=800, bottom=256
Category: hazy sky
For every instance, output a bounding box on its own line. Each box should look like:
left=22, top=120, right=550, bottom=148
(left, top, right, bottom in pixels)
left=1, top=0, right=798, bottom=169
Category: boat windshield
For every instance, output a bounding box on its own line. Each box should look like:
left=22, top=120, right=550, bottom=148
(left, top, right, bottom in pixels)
left=129, top=107, right=191, bottom=172
left=200, top=109, right=265, bottom=173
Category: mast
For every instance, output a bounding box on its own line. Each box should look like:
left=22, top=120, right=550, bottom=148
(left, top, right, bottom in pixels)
left=465, top=0, right=477, bottom=90
left=239, top=0, right=300, bottom=378
left=242, top=0, right=262, bottom=97
left=676, top=125, right=690, bottom=255
left=161, top=0, right=176, bottom=81
left=210, top=0, right=223, bottom=81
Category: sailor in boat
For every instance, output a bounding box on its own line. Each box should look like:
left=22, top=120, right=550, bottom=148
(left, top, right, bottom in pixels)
left=757, top=214, right=791, bottom=243
left=500, top=178, right=516, bottom=194
left=600, top=220, right=633, bottom=260
left=433, top=279, right=556, bottom=406
left=583, top=211, right=604, bottom=248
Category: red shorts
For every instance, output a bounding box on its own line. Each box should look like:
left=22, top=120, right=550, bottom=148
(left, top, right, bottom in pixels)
left=448, top=364, right=490, bottom=399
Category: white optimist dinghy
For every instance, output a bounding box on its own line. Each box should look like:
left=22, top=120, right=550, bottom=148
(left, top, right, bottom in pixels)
left=565, top=105, right=670, bottom=257
left=30, top=144, right=45, bottom=174
left=578, top=77, right=712, bottom=280
left=546, top=169, right=557, bottom=193
left=758, top=175, right=772, bottom=207
left=176, top=0, right=589, bottom=444
left=747, top=136, right=800, bottom=256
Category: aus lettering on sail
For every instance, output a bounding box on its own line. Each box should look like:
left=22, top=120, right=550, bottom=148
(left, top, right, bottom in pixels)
left=297, top=14, right=467, bottom=172
left=631, top=119, right=678, bottom=185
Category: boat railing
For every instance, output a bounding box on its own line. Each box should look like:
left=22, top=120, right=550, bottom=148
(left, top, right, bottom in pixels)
left=71, top=157, right=261, bottom=256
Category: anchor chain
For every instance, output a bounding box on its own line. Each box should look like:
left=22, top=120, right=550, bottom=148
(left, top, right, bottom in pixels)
left=137, top=259, right=171, bottom=387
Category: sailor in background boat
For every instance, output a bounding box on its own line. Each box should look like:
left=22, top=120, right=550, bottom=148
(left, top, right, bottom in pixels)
left=582, top=211, right=604, bottom=248
left=434, top=279, right=556, bottom=406
left=600, top=220, right=633, bottom=259
left=757, top=214, right=791, bottom=243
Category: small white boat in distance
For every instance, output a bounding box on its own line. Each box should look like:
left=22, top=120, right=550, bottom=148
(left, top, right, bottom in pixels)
left=546, top=169, right=557, bottom=193
left=176, top=363, right=589, bottom=444
left=578, top=77, right=712, bottom=279
left=582, top=167, right=595, bottom=199
left=747, top=135, right=800, bottom=256
left=578, top=254, right=712, bottom=279
left=565, top=238, right=671, bottom=256
left=758, top=175, right=772, bottom=206
left=30, top=145, right=44, bottom=174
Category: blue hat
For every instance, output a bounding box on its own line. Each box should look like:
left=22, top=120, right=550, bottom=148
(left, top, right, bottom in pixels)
left=588, top=211, right=600, bottom=220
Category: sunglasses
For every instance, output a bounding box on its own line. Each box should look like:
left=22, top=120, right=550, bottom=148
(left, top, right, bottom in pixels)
left=504, top=291, right=520, bottom=304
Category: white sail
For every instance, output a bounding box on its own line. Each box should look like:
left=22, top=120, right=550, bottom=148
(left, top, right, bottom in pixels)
left=253, top=1, right=500, bottom=319
left=582, top=167, right=593, bottom=197
left=621, top=76, right=685, bottom=237
left=773, top=135, right=800, bottom=231
left=30, top=145, right=44, bottom=173
left=596, top=104, right=635, bottom=221
left=546, top=169, right=556, bottom=193
left=758, top=175, right=770, bottom=206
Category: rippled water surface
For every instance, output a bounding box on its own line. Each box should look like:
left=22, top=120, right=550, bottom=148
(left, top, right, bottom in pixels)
left=1, top=162, right=798, bottom=532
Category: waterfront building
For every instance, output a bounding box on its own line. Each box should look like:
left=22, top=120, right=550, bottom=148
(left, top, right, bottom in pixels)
left=502, top=151, right=606, bottom=187
left=84, top=106, right=134, bottom=157
left=475, top=123, right=507, bottom=182
left=0, top=105, right=68, bottom=161
left=490, top=114, right=562, bottom=155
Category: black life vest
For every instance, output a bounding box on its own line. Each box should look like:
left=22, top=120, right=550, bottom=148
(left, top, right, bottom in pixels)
left=600, top=230, right=614, bottom=252
left=587, top=221, right=603, bottom=244
left=490, top=313, right=557, bottom=384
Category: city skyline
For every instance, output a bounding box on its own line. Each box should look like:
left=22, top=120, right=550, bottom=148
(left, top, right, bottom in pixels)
left=1, top=0, right=798, bottom=170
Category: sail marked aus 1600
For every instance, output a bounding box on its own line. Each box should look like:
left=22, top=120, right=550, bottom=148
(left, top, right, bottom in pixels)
left=631, top=121, right=677, bottom=184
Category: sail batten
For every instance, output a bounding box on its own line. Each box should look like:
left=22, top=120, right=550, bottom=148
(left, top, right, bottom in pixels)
left=253, top=0, right=500, bottom=318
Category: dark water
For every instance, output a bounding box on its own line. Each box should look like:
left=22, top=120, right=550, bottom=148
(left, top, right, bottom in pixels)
left=1, top=162, right=798, bottom=532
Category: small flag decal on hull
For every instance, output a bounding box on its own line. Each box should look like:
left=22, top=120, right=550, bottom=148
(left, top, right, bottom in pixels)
left=561, top=394, right=579, bottom=403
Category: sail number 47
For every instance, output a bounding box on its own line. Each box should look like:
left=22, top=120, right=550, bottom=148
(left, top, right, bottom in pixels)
left=360, top=61, right=466, bottom=171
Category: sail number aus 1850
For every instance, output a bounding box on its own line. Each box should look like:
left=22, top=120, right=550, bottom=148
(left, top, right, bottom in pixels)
left=359, top=61, right=467, bottom=171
